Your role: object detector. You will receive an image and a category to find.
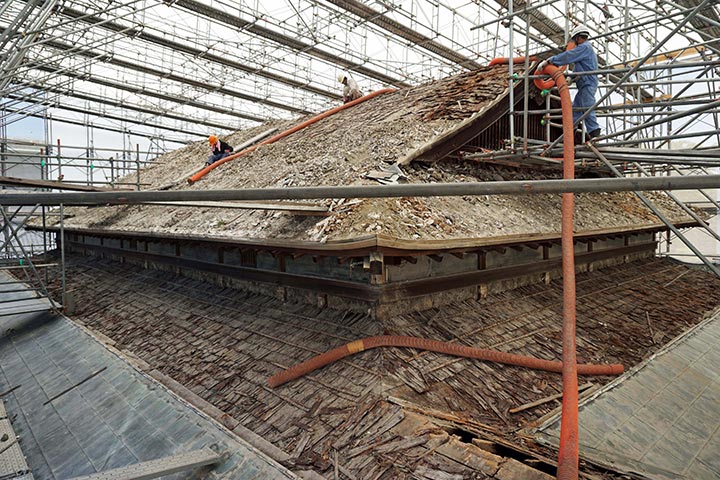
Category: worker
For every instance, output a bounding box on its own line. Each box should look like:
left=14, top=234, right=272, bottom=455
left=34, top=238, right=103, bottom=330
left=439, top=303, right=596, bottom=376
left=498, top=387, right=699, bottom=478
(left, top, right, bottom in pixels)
left=337, top=73, right=363, bottom=103
left=538, top=25, right=601, bottom=139
left=206, top=135, right=233, bottom=165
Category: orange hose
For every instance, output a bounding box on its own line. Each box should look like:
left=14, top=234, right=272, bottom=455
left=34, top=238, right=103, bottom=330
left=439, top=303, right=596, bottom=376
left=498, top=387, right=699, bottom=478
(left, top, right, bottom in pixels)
left=533, top=41, right=576, bottom=90
left=267, top=335, right=623, bottom=388
left=188, top=88, right=397, bottom=184
left=541, top=63, right=579, bottom=480
left=488, top=56, right=537, bottom=66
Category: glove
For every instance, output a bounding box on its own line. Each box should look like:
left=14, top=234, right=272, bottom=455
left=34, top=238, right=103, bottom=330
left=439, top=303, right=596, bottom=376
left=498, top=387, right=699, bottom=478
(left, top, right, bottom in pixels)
left=537, top=60, right=549, bottom=72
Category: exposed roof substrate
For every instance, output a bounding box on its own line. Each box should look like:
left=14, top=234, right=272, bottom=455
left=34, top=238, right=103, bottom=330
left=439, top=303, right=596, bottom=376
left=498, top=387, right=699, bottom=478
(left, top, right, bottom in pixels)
left=55, top=66, right=694, bottom=243
left=45, top=254, right=720, bottom=478
left=0, top=272, right=295, bottom=479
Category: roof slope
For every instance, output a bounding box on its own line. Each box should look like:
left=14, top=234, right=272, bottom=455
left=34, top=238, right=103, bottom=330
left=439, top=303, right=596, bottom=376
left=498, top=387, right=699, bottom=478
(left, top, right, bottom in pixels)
left=0, top=272, right=295, bottom=479
left=538, top=310, right=720, bottom=479
left=47, top=254, right=720, bottom=478
left=57, top=66, right=693, bottom=243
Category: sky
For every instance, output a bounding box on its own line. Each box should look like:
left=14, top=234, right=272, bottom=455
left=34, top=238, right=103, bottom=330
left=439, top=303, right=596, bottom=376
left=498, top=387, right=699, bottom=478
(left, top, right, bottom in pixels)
left=2, top=0, right=718, bottom=177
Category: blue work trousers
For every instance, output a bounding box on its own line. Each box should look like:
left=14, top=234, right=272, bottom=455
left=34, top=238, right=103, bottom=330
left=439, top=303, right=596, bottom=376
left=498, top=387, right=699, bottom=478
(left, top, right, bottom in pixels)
left=206, top=152, right=230, bottom=165
left=573, top=84, right=600, bottom=133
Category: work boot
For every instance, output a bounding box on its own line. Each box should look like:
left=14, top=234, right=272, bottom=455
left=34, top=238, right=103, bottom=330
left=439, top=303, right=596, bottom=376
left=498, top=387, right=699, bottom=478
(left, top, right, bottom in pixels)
left=588, top=128, right=601, bottom=139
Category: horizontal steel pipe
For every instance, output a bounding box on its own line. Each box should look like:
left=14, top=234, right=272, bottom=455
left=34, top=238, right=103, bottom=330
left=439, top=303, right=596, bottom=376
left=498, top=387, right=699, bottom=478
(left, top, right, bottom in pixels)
left=1, top=175, right=719, bottom=206
left=601, top=129, right=720, bottom=147
left=526, top=95, right=720, bottom=115
left=526, top=60, right=720, bottom=79
left=585, top=146, right=720, bottom=158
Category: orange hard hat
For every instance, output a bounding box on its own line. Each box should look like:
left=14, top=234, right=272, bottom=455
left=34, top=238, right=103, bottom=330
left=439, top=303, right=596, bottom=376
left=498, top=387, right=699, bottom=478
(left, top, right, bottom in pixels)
left=208, top=135, right=218, bottom=144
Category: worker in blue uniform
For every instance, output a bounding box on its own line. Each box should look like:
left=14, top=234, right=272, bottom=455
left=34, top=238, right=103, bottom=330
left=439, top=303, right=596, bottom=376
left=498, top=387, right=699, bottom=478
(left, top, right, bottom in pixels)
left=538, top=25, right=601, bottom=139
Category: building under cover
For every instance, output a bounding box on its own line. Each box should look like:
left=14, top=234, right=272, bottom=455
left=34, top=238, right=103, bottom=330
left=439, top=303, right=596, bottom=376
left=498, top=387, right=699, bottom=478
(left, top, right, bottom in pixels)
left=1, top=0, right=720, bottom=479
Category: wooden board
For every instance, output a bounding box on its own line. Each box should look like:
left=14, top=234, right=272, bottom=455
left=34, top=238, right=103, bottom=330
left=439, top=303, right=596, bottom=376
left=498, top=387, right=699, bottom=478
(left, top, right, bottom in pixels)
left=34, top=220, right=697, bottom=256
left=144, top=200, right=329, bottom=216
left=0, top=176, right=131, bottom=192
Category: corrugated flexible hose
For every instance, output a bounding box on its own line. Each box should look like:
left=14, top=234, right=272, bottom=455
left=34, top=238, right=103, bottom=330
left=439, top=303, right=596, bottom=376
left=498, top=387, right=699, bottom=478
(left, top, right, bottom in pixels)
left=488, top=56, right=537, bottom=66
left=486, top=53, right=584, bottom=480
left=267, top=335, right=623, bottom=388
left=545, top=63, right=580, bottom=480
left=533, top=41, right=576, bottom=90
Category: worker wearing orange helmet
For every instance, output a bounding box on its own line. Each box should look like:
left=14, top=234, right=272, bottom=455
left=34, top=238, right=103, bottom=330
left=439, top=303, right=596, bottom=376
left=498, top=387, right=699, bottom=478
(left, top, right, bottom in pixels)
left=206, top=134, right=233, bottom=165
left=337, top=73, right=363, bottom=103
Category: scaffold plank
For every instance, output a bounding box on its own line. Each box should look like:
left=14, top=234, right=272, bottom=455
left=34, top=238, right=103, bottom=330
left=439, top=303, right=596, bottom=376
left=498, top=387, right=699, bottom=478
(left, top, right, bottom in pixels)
left=67, top=448, right=222, bottom=480
left=0, top=418, right=31, bottom=479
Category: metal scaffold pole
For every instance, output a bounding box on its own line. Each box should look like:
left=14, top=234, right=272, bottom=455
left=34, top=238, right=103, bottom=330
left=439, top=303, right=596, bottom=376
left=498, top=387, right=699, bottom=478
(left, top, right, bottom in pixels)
left=544, top=0, right=716, bottom=153
left=0, top=175, right=718, bottom=205
left=588, top=143, right=720, bottom=278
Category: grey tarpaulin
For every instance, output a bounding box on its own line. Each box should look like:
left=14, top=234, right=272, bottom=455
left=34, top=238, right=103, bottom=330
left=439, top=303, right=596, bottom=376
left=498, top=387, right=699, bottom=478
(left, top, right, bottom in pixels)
left=0, top=271, right=297, bottom=479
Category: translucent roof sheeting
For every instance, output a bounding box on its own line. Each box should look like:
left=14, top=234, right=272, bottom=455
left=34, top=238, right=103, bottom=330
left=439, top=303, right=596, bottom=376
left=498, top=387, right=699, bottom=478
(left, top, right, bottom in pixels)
left=1, top=0, right=719, bottom=150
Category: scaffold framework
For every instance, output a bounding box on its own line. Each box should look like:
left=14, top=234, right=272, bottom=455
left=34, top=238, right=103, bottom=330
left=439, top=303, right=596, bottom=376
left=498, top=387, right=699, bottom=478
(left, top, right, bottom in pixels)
left=0, top=0, right=719, bottom=274
left=0, top=0, right=717, bottom=147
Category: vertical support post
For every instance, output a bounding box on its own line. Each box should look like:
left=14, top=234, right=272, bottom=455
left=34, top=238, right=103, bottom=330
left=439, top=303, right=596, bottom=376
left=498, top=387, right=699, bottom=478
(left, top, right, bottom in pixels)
left=603, top=5, right=610, bottom=138
left=564, top=0, right=569, bottom=44
left=60, top=203, right=65, bottom=309
left=702, top=50, right=720, bottom=149
left=42, top=203, right=47, bottom=284
left=522, top=3, right=530, bottom=154
left=39, top=148, right=45, bottom=181
left=44, top=113, right=50, bottom=186
left=545, top=95, right=551, bottom=142
left=508, top=0, right=515, bottom=150
left=136, top=143, right=141, bottom=191
left=0, top=139, right=6, bottom=177
left=86, top=120, right=91, bottom=186
left=1, top=205, right=9, bottom=259
left=667, top=67, right=673, bottom=148
left=56, top=138, right=62, bottom=180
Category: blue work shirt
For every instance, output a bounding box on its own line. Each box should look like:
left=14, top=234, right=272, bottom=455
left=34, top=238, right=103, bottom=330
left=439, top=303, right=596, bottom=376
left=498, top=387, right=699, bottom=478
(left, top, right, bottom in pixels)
left=549, top=41, right=598, bottom=88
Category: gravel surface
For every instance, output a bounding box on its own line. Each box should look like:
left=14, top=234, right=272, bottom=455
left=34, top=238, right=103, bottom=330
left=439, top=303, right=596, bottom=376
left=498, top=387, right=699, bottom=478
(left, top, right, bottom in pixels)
left=51, top=67, right=694, bottom=243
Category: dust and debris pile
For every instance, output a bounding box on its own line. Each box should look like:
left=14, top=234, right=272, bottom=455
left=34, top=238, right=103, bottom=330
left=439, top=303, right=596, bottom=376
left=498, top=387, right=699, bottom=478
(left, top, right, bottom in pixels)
left=54, top=66, right=693, bottom=243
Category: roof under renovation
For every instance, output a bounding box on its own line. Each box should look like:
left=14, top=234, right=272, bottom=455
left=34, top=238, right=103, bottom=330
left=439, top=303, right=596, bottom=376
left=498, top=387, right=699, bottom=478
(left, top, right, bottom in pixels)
left=2, top=1, right=720, bottom=479
left=50, top=66, right=695, bottom=244
left=11, top=68, right=716, bottom=478
left=17, top=252, right=717, bottom=479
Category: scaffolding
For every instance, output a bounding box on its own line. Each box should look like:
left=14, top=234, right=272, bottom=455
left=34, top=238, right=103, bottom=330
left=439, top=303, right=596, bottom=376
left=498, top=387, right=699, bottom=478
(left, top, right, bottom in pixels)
left=0, top=5, right=719, bottom=477
left=495, top=0, right=720, bottom=271
left=0, top=0, right=719, bottom=304
left=0, top=1, right=718, bottom=143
